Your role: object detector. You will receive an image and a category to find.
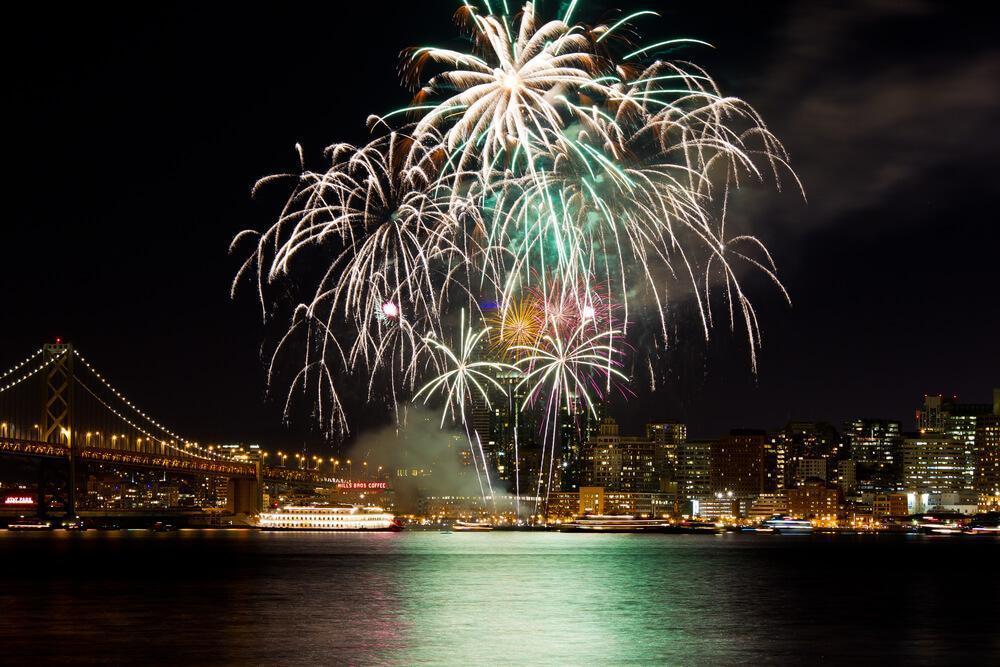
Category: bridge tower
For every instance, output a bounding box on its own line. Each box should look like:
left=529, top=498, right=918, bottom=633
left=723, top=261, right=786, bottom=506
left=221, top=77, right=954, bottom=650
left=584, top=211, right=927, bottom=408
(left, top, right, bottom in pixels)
left=41, top=342, right=77, bottom=515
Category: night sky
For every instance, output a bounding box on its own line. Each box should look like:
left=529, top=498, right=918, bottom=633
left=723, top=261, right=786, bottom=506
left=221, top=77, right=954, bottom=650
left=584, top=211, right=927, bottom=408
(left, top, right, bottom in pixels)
left=5, top=1, right=998, bottom=453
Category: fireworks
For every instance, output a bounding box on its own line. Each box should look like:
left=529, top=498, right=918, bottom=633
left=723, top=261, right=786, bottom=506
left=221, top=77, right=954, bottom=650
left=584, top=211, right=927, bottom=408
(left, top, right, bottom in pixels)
left=234, top=2, right=798, bottom=507
left=512, top=319, right=628, bottom=503
left=488, top=297, right=543, bottom=356
left=414, top=310, right=514, bottom=428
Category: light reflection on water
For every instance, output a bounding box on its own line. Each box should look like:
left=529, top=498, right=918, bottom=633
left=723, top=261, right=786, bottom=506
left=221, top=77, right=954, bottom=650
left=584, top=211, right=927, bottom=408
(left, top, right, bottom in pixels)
left=0, top=530, right=997, bottom=664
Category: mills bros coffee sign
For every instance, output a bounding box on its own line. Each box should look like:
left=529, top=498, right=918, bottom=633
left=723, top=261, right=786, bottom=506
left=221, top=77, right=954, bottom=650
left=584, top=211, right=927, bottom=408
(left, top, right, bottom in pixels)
left=336, top=481, right=388, bottom=492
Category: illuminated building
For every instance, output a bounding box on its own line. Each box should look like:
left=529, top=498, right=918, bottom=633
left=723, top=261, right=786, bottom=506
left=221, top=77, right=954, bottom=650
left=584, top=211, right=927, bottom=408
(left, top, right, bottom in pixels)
left=835, top=459, right=857, bottom=494
left=694, top=495, right=739, bottom=520
left=975, top=411, right=1000, bottom=497
left=710, top=430, right=767, bottom=499
left=796, top=458, right=828, bottom=484
left=582, top=417, right=656, bottom=493
left=646, top=422, right=687, bottom=493
left=489, top=368, right=540, bottom=490
left=547, top=491, right=581, bottom=520
left=748, top=492, right=790, bottom=519
left=579, top=486, right=604, bottom=514
left=844, top=418, right=902, bottom=493
left=784, top=422, right=842, bottom=463
left=678, top=439, right=712, bottom=502
left=903, top=435, right=973, bottom=495
left=916, top=393, right=992, bottom=491
left=566, top=487, right=672, bottom=518
left=764, top=434, right=791, bottom=490
left=872, top=493, right=908, bottom=518
left=788, top=479, right=841, bottom=521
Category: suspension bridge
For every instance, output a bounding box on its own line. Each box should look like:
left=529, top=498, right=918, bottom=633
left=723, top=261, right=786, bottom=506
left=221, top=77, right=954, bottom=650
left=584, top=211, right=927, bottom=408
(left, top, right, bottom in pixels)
left=0, top=341, right=333, bottom=517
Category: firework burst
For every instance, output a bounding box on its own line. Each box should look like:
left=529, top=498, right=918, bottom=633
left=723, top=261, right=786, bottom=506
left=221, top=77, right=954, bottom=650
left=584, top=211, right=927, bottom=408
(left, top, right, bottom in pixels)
left=234, top=0, right=800, bottom=499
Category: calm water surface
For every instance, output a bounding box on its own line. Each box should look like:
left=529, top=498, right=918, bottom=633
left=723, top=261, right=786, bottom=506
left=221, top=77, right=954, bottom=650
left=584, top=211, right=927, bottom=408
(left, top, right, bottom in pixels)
left=0, top=530, right=997, bottom=665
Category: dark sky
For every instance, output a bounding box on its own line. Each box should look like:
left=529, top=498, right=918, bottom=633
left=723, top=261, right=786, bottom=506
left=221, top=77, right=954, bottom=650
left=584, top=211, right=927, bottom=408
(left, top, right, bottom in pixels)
left=4, top=1, right=998, bottom=452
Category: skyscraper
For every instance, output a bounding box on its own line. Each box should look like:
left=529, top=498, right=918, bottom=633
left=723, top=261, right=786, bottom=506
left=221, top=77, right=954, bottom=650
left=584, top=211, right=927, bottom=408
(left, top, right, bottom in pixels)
left=678, top=439, right=712, bottom=502
left=646, top=422, right=687, bottom=493
left=912, top=393, right=991, bottom=498
left=844, top=418, right=902, bottom=493
left=710, top=430, right=767, bottom=499
left=975, top=393, right=1000, bottom=498
left=903, top=435, right=972, bottom=495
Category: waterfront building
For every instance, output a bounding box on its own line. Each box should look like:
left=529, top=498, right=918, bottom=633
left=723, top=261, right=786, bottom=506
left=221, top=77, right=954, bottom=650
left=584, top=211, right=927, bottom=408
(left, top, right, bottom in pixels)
left=872, top=493, right=908, bottom=518
left=748, top=492, right=790, bottom=519
left=546, top=491, right=581, bottom=520
left=579, top=486, right=604, bottom=515
left=602, top=492, right=674, bottom=518
left=562, top=487, right=674, bottom=518
left=694, top=495, right=739, bottom=519
left=788, top=479, right=841, bottom=522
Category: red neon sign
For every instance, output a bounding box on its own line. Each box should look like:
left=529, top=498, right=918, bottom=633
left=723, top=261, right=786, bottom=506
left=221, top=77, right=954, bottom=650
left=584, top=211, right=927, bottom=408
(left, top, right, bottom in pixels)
left=4, top=495, right=35, bottom=506
left=337, top=481, right=388, bottom=491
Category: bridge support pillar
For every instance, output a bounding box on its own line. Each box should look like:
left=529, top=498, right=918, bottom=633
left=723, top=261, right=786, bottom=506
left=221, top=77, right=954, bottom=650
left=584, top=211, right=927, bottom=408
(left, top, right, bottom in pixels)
left=36, top=460, right=48, bottom=519
left=227, top=475, right=261, bottom=515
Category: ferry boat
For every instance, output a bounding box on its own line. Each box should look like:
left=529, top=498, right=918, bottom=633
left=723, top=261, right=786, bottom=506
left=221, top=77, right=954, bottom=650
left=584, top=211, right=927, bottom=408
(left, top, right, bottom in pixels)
left=677, top=519, right=722, bottom=533
left=7, top=518, right=53, bottom=531
left=559, top=515, right=669, bottom=533
left=762, top=516, right=814, bottom=534
left=453, top=520, right=493, bottom=531
left=963, top=513, right=1000, bottom=535
left=253, top=504, right=403, bottom=531
left=913, top=515, right=963, bottom=535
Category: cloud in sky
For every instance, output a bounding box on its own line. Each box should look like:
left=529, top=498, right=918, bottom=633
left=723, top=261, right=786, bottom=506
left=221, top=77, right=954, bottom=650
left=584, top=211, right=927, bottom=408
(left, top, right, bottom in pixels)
left=734, top=0, right=1000, bottom=235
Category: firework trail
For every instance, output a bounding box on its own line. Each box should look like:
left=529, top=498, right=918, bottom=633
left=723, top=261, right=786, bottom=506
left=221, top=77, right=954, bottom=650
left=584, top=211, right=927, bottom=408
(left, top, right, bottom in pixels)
left=511, top=309, right=629, bottom=508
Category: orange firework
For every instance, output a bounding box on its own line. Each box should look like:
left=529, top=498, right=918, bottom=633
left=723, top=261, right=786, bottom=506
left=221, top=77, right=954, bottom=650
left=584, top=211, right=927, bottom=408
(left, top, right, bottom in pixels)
left=489, top=298, right=543, bottom=358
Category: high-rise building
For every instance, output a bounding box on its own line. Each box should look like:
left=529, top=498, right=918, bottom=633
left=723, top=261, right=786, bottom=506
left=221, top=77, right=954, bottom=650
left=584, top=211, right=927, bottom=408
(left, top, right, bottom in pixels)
left=796, top=457, right=828, bottom=484
left=645, top=422, right=687, bottom=493
left=710, top=430, right=767, bottom=499
left=677, top=439, right=712, bottom=501
left=770, top=422, right=842, bottom=491
left=844, top=418, right=902, bottom=493
left=912, top=393, right=992, bottom=497
left=903, top=435, right=973, bottom=495
left=835, top=459, right=857, bottom=494
left=764, top=433, right=792, bottom=490
left=975, top=413, right=1000, bottom=497
left=581, top=417, right=656, bottom=493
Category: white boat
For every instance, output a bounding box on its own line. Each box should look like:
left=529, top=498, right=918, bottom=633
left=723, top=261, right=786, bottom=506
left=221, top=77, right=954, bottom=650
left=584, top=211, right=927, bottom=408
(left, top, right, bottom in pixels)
left=762, top=516, right=814, bottom=534
left=453, top=520, right=493, bottom=531
left=7, top=518, right=52, bottom=531
left=252, top=504, right=402, bottom=531
left=559, top=515, right=669, bottom=533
